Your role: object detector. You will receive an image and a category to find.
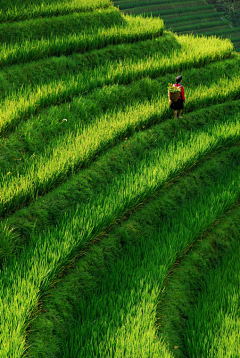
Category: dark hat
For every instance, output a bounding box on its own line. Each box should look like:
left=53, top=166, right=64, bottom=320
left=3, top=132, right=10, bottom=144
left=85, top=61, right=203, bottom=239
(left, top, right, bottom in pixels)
left=176, top=75, right=182, bottom=84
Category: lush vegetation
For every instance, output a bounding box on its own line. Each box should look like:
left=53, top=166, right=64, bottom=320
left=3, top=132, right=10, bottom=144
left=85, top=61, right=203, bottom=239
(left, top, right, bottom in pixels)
left=185, top=222, right=240, bottom=357
left=115, top=0, right=240, bottom=51
left=0, top=0, right=240, bottom=357
left=208, top=0, right=240, bottom=26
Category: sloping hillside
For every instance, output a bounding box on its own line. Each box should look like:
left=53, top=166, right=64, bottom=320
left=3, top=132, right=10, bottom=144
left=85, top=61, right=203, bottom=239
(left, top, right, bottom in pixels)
left=0, top=1, right=240, bottom=357
left=114, top=0, right=240, bottom=51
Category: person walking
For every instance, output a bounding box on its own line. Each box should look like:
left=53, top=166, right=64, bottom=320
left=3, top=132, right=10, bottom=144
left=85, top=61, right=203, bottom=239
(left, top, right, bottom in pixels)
left=169, top=75, right=185, bottom=119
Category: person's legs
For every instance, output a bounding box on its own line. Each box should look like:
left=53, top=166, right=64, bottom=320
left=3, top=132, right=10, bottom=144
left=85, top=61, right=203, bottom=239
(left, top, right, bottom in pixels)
left=174, top=110, right=177, bottom=119
left=178, top=109, right=182, bottom=118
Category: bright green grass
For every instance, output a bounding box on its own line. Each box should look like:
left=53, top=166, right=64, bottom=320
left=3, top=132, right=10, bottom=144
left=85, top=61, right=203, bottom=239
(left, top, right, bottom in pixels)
left=0, top=14, right=164, bottom=68
left=0, top=3, right=239, bottom=356
left=1, top=56, right=240, bottom=217
left=2, top=55, right=238, bottom=178
left=1, top=99, right=239, bottom=262
left=0, top=0, right=111, bottom=23
left=0, top=34, right=233, bottom=135
left=1, top=111, right=240, bottom=357
left=0, top=32, right=177, bottom=99
left=27, top=144, right=240, bottom=358
left=185, top=228, right=240, bottom=357
left=24, top=135, right=240, bottom=357
left=0, top=0, right=77, bottom=6
left=155, top=191, right=240, bottom=358
left=0, top=7, right=123, bottom=44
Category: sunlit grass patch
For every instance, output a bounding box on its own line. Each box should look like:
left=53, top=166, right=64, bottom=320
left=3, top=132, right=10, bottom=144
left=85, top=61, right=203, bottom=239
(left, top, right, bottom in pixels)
left=0, top=0, right=112, bottom=22
left=0, top=34, right=233, bottom=135
left=0, top=15, right=164, bottom=68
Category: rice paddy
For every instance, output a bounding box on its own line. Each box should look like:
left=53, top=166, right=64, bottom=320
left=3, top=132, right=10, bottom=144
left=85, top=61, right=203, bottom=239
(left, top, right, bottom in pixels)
left=0, top=0, right=240, bottom=357
left=115, top=0, right=240, bottom=51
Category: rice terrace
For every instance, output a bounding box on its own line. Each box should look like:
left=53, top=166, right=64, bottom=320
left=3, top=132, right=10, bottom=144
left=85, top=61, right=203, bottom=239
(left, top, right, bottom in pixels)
left=0, top=0, right=240, bottom=357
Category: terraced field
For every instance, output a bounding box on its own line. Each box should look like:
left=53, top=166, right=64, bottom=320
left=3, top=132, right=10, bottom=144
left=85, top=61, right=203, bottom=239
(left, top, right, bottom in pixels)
left=114, top=0, right=240, bottom=51
left=1, top=0, right=240, bottom=357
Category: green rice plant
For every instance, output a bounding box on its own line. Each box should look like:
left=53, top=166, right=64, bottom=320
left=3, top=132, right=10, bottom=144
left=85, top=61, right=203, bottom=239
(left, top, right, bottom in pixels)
left=59, top=165, right=240, bottom=358
left=155, top=191, right=240, bottom=357
left=2, top=99, right=240, bottom=264
left=141, top=5, right=215, bottom=17
left=0, top=0, right=112, bottom=23
left=0, top=68, right=239, bottom=216
left=124, top=1, right=208, bottom=15
left=1, top=98, right=240, bottom=262
left=0, top=32, right=177, bottom=99
left=0, top=77, right=165, bottom=173
left=202, top=26, right=240, bottom=36
left=173, top=20, right=229, bottom=32
left=0, top=0, right=74, bottom=7
left=116, top=0, right=194, bottom=10
left=1, top=113, right=240, bottom=357
left=1, top=55, right=240, bottom=217
left=0, top=7, right=123, bottom=44
left=0, top=15, right=164, bottom=68
left=164, top=11, right=224, bottom=24
left=4, top=53, right=238, bottom=175
left=185, top=221, right=240, bottom=358
left=26, top=145, right=240, bottom=358
left=1, top=3, right=240, bottom=357
left=0, top=34, right=233, bottom=135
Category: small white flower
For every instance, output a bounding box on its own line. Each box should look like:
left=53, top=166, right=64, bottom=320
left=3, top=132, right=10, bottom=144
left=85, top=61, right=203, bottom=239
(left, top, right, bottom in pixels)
left=62, top=119, right=68, bottom=122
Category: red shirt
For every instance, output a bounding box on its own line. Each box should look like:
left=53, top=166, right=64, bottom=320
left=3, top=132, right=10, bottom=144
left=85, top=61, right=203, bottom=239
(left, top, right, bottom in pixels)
left=173, top=83, right=185, bottom=101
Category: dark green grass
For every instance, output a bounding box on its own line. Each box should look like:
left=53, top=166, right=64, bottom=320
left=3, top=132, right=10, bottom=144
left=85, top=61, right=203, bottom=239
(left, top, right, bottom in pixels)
left=116, top=0, right=196, bottom=10
left=117, top=1, right=240, bottom=52
left=0, top=0, right=109, bottom=11
left=164, top=12, right=224, bottom=25
left=184, top=26, right=240, bottom=35
left=172, top=20, right=229, bottom=32
left=140, top=5, right=215, bottom=17
left=163, top=9, right=219, bottom=20
left=0, top=0, right=68, bottom=7
left=123, top=1, right=208, bottom=15
left=157, top=199, right=240, bottom=358
left=0, top=0, right=112, bottom=23
left=25, top=143, right=240, bottom=358
left=0, top=7, right=123, bottom=44
left=184, top=211, right=240, bottom=358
